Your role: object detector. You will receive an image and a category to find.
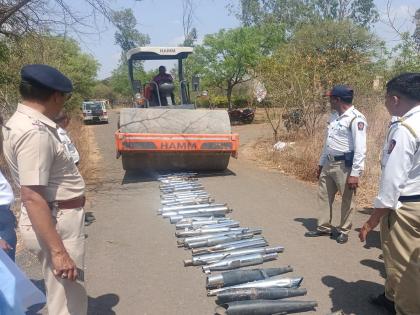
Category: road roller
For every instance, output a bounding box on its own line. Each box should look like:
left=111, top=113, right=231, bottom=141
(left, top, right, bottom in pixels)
left=114, top=47, right=239, bottom=172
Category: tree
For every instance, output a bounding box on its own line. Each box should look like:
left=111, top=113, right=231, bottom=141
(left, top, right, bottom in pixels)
left=0, top=34, right=99, bottom=112
left=0, top=0, right=112, bottom=37
left=182, top=0, right=197, bottom=46
left=112, top=8, right=150, bottom=56
left=234, top=0, right=378, bottom=30
left=413, top=8, right=420, bottom=51
left=258, top=20, right=379, bottom=137
left=384, top=3, right=420, bottom=74
left=192, top=25, right=285, bottom=108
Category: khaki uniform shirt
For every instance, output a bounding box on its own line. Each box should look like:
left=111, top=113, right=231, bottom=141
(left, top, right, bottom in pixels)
left=2, top=104, right=85, bottom=204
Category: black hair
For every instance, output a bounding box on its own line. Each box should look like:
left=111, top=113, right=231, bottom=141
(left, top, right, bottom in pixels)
left=386, top=73, right=420, bottom=102
left=19, top=80, right=56, bottom=102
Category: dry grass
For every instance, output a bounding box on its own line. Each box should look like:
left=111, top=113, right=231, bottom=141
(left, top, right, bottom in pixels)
left=252, top=100, right=389, bottom=208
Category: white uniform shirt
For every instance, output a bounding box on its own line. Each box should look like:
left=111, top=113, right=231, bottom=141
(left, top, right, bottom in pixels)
left=57, top=127, right=80, bottom=164
left=319, top=106, right=367, bottom=177
left=0, top=170, right=14, bottom=206
left=374, top=105, right=420, bottom=210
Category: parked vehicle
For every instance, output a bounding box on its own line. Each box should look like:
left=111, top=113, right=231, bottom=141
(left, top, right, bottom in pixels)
left=228, top=108, right=255, bottom=124
left=82, top=100, right=108, bottom=124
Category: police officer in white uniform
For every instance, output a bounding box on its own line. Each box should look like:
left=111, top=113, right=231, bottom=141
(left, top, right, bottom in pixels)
left=306, top=85, right=367, bottom=244
left=0, top=169, right=15, bottom=261
left=360, top=73, right=420, bottom=315
left=54, top=111, right=80, bottom=165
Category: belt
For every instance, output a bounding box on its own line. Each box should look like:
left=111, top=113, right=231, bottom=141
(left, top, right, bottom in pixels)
left=398, top=195, right=420, bottom=202
left=333, top=155, right=345, bottom=161
left=327, top=154, right=346, bottom=162
left=49, top=196, right=86, bottom=210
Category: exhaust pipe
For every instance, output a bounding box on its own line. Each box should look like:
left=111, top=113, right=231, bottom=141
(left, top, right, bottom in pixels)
left=202, top=253, right=278, bottom=274
left=208, top=276, right=303, bottom=296
left=215, top=287, right=307, bottom=304
left=206, top=266, right=293, bottom=289
left=214, top=300, right=317, bottom=315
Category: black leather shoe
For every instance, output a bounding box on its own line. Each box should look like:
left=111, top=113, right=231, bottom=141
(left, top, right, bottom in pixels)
left=330, top=229, right=340, bottom=239
left=336, top=233, right=348, bottom=244
left=369, top=293, right=396, bottom=314
left=304, top=230, right=332, bottom=237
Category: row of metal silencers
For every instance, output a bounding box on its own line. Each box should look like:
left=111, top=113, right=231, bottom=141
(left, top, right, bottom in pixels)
left=206, top=267, right=293, bottom=289
left=175, top=218, right=235, bottom=230
left=181, top=232, right=257, bottom=249
left=161, top=196, right=211, bottom=205
left=170, top=214, right=225, bottom=224
left=161, top=192, right=209, bottom=199
left=202, top=252, right=279, bottom=274
left=184, top=246, right=284, bottom=266
left=161, top=189, right=207, bottom=196
left=176, top=226, right=248, bottom=238
left=192, top=237, right=267, bottom=255
left=161, top=206, right=232, bottom=219
left=215, top=287, right=307, bottom=304
left=178, top=220, right=240, bottom=231
left=158, top=178, right=198, bottom=184
left=160, top=182, right=203, bottom=190
left=161, top=197, right=214, bottom=206
left=157, top=172, right=197, bottom=180
left=171, top=216, right=222, bottom=225
left=160, top=185, right=203, bottom=193
left=207, top=276, right=303, bottom=296
left=179, top=228, right=262, bottom=248
left=214, top=300, right=317, bottom=315
left=161, top=192, right=209, bottom=200
left=160, top=203, right=226, bottom=213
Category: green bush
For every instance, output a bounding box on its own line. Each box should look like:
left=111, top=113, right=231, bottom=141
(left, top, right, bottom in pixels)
left=211, top=95, right=229, bottom=108
left=232, top=97, right=250, bottom=108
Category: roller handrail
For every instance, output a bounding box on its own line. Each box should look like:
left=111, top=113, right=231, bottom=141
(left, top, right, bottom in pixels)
left=148, top=81, right=162, bottom=106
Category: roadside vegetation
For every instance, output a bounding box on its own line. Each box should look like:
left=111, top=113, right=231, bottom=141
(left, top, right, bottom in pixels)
left=0, top=0, right=111, bottom=190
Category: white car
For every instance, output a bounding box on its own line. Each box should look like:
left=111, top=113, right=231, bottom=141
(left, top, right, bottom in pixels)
left=82, top=101, right=108, bottom=124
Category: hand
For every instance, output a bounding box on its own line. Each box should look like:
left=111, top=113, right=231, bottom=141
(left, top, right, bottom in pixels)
left=359, top=212, right=383, bottom=242
left=316, top=166, right=323, bottom=180
left=0, top=239, right=13, bottom=251
left=347, top=176, right=359, bottom=190
left=51, top=251, right=78, bottom=281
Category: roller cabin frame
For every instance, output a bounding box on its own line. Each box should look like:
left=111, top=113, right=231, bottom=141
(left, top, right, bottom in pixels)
left=114, top=47, right=239, bottom=171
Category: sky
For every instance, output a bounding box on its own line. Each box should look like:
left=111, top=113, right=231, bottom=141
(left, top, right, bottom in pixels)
left=71, top=0, right=419, bottom=80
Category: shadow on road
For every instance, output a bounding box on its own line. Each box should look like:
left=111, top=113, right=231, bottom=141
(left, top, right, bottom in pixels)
left=294, top=217, right=317, bottom=232
left=322, top=275, right=384, bottom=315
left=88, top=294, right=120, bottom=315
left=360, top=259, right=386, bottom=279
left=25, top=280, right=119, bottom=315
left=121, top=169, right=236, bottom=185
left=354, top=227, right=381, bottom=250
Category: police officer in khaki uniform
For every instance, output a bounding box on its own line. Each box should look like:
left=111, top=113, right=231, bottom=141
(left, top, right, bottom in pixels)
left=305, top=85, right=367, bottom=244
left=360, top=73, right=420, bottom=315
left=2, top=64, right=87, bottom=315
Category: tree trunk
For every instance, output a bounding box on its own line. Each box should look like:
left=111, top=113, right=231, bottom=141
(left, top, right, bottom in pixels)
left=226, top=83, right=233, bottom=110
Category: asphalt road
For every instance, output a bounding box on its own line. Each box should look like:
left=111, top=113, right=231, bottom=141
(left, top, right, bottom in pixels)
left=19, top=110, right=386, bottom=315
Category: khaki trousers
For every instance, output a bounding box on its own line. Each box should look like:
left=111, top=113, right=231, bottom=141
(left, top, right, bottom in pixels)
left=380, top=202, right=420, bottom=315
left=19, top=206, right=87, bottom=315
left=317, top=160, right=355, bottom=234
